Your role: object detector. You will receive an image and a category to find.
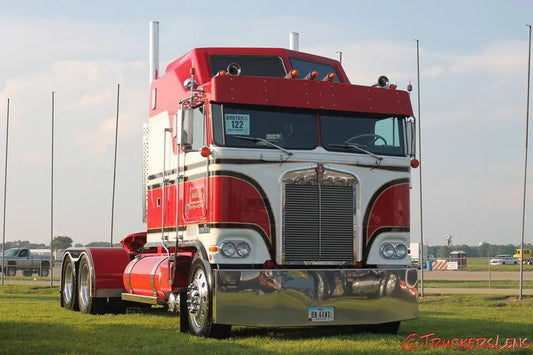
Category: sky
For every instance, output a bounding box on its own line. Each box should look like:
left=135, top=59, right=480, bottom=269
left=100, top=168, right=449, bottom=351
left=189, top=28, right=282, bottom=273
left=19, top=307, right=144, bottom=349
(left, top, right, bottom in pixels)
left=1, top=0, right=533, bottom=247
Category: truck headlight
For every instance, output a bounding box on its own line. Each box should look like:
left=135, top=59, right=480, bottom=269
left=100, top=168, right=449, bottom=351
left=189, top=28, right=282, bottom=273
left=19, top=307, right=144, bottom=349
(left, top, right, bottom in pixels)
left=221, top=241, right=236, bottom=257
left=380, top=242, right=408, bottom=259
left=381, top=243, right=395, bottom=258
left=395, top=244, right=408, bottom=258
left=236, top=242, right=251, bottom=257
left=219, top=240, right=251, bottom=258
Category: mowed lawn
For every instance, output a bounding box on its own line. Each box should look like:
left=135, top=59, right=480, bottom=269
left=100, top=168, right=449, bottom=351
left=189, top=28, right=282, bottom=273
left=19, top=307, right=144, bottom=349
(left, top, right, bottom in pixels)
left=0, top=285, right=531, bottom=354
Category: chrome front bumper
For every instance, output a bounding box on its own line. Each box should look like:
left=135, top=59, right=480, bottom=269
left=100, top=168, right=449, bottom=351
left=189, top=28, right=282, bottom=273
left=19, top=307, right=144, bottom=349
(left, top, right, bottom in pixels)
left=213, top=268, right=418, bottom=326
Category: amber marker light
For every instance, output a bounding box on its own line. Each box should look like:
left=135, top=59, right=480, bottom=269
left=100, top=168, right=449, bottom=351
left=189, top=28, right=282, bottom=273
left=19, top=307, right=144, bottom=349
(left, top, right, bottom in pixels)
left=209, top=246, right=219, bottom=253
left=304, top=71, right=318, bottom=80
left=285, top=69, right=298, bottom=79
left=322, top=73, right=336, bottom=81
left=201, top=146, right=211, bottom=157
left=410, top=159, right=420, bottom=168
left=389, top=84, right=397, bottom=90
left=407, top=83, right=413, bottom=92
left=217, top=70, right=228, bottom=76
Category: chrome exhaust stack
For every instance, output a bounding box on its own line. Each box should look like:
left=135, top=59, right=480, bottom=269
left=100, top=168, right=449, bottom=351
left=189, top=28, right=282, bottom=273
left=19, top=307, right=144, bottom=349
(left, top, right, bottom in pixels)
left=289, top=32, right=299, bottom=51
left=149, top=20, right=159, bottom=83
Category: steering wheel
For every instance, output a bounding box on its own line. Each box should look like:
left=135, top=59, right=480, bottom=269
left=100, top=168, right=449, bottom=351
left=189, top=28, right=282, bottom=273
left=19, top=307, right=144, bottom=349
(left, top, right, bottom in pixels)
left=344, top=134, right=387, bottom=147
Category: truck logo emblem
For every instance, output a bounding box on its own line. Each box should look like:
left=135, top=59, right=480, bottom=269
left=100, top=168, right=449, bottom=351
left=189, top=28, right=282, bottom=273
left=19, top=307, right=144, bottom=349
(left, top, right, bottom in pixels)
left=315, top=163, right=325, bottom=182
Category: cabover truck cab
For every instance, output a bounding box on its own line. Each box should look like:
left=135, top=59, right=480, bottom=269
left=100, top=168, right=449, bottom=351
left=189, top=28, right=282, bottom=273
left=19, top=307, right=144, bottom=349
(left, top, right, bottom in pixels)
left=60, top=34, right=418, bottom=339
left=514, top=248, right=532, bottom=264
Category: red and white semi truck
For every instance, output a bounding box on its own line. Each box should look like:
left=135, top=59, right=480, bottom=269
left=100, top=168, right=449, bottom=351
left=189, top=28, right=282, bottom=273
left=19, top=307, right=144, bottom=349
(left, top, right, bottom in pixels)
left=60, top=22, right=418, bottom=338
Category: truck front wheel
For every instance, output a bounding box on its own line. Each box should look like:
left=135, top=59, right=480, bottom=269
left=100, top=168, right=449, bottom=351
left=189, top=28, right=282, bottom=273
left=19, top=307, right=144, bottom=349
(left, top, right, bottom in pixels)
left=186, top=255, right=230, bottom=338
left=77, top=254, right=106, bottom=314
left=369, top=321, right=401, bottom=334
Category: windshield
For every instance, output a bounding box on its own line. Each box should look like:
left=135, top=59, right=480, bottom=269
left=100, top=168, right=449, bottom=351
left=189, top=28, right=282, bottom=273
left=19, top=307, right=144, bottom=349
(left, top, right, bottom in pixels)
left=321, top=114, right=406, bottom=156
left=212, top=104, right=407, bottom=157
left=212, top=104, right=317, bottom=149
left=5, top=249, right=18, bottom=257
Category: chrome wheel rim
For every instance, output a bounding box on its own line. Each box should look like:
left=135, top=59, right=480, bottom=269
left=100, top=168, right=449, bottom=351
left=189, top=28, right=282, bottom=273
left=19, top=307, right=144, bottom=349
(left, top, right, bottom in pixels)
left=187, top=267, right=209, bottom=331
left=79, top=262, right=90, bottom=308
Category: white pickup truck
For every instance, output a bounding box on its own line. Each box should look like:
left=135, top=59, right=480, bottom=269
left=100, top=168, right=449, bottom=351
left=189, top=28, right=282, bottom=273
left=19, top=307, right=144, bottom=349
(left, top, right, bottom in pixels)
left=1, top=248, right=51, bottom=276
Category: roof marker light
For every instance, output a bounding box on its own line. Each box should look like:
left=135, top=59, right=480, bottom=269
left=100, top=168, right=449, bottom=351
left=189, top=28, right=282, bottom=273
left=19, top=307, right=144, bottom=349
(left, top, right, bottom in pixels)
left=322, top=73, right=336, bottom=81
left=217, top=70, right=228, bottom=77
left=285, top=69, right=298, bottom=79
left=304, top=71, right=318, bottom=80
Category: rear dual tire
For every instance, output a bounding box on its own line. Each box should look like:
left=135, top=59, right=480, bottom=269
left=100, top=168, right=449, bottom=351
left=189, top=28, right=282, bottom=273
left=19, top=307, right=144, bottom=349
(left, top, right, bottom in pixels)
left=77, top=254, right=106, bottom=314
left=61, top=255, right=78, bottom=310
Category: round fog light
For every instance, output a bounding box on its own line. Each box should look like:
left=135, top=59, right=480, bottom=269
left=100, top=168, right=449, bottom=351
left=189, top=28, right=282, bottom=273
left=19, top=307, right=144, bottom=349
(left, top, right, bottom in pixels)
left=236, top=242, right=250, bottom=257
left=221, top=242, right=236, bottom=257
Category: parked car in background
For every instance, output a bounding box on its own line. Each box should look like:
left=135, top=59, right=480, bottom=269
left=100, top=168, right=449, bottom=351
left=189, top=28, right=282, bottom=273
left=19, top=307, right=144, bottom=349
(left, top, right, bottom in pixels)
left=0, top=248, right=51, bottom=276
left=489, top=255, right=519, bottom=265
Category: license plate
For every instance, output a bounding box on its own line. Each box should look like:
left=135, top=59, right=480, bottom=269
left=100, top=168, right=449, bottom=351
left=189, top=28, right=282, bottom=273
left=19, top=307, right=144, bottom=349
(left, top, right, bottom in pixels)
left=308, top=306, right=334, bottom=322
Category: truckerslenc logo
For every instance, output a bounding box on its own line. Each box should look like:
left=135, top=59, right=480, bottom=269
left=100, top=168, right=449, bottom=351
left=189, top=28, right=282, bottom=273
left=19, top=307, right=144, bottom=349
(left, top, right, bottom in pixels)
left=402, top=333, right=530, bottom=351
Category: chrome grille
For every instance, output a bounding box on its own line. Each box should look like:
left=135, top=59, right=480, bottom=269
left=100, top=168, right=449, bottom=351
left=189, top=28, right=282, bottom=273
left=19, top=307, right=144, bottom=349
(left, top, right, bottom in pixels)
left=284, top=184, right=354, bottom=263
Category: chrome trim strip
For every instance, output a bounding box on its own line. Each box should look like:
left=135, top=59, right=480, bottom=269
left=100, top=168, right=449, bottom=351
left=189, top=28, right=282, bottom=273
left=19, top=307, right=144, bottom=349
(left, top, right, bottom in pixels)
left=124, top=256, right=143, bottom=293
left=213, top=268, right=418, bottom=326
left=121, top=292, right=166, bottom=305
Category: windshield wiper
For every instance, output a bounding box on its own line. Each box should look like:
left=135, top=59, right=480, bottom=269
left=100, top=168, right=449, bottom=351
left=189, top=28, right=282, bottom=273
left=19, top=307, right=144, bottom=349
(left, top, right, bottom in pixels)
left=233, top=136, right=293, bottom=156
left=329, top=143, right=383, bottom=164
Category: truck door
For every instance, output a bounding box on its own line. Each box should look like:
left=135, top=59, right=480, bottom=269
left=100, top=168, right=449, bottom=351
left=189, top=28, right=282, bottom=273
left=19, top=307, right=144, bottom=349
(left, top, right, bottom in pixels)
left=18, top=249, right=31, bottom=268
left=180, top=104, right=208, bottom=223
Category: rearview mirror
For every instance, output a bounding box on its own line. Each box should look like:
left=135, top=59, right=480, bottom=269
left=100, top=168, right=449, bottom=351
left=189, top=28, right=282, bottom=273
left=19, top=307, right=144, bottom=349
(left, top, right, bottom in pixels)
left=175, top=108, right=194, bottom=146
left=405, top=117, right=416, bottom=158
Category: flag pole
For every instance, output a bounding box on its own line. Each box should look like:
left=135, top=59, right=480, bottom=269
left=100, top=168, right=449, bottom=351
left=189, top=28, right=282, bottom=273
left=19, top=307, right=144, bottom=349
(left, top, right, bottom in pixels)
left=519, top=25, right=531, bottom=300
left=415, top=39, right=425, bottom=297
left=50, top=92, right=55, bottom=287
left=110, top=84, right=120, bottom=247
left=1, top=98, right=10, bottom=286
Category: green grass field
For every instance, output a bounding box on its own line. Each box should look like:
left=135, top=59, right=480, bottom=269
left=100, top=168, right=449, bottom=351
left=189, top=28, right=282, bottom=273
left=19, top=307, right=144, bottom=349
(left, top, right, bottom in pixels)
left=424, top=280, right=533, bottom=289
left=0, top=285, right=531, bottom=354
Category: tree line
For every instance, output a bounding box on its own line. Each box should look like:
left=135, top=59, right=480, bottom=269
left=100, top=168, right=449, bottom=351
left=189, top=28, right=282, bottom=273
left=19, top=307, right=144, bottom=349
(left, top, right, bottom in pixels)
left=0, top=236, right=121, bottom=251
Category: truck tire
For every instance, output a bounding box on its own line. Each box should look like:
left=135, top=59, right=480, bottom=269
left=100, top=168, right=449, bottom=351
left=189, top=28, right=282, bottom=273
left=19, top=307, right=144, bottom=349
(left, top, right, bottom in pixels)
left=179, top=288, right=190, bottom=333
left=61, top=255, right=78, bottom=311
left=40, top=268, right=49, bottom=277
left=77, top=254, right=106, bottom=314
left=369, top=321, right=401, bottom=334
left=186, top=255, right=231, bottom=338
left=6, top=267, right=16, bottom=276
